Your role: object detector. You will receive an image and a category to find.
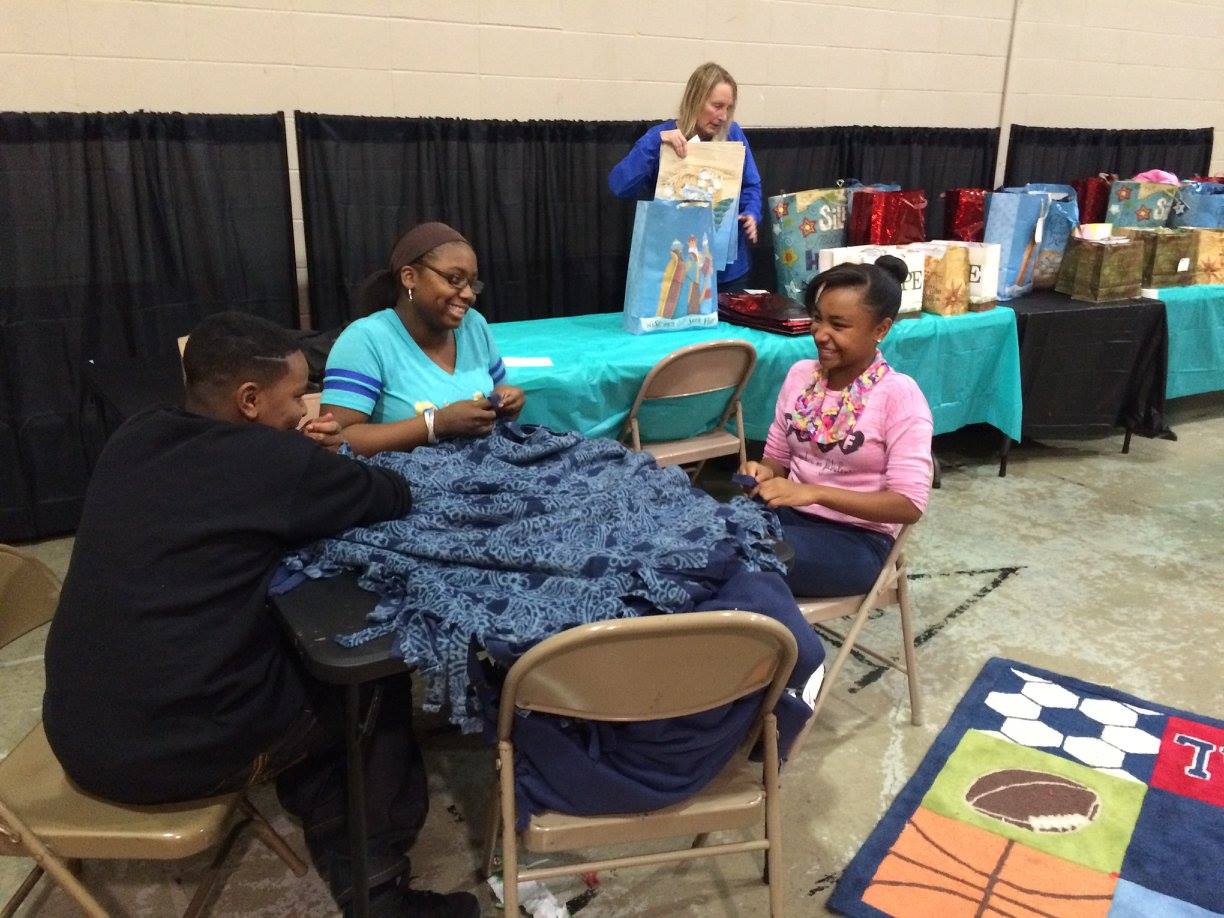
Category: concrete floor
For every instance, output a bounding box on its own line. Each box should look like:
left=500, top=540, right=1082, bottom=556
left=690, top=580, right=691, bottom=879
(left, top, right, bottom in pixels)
left=3, top=393, right=1222, bottom=916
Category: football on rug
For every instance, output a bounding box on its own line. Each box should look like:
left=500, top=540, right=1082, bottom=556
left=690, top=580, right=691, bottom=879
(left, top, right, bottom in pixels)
left=829, top=657, right=1224, bottom=917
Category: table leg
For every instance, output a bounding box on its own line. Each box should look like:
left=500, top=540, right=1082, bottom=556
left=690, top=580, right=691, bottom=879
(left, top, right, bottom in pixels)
left=346, top=684, right=370, bottom=918
left=931, top=455, right=942, bottom=490
left=1122, top=427, right=1133, bottom=454
left=998, top=434, right=1011, bottom=478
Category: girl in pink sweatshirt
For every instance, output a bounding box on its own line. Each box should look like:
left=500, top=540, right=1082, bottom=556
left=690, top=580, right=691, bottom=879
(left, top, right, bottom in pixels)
left=741, top=256, right=933, bottom=597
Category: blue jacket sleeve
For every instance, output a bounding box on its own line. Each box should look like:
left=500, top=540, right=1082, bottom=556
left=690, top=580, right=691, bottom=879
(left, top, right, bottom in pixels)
left=608, top=124, right=666, bottom=200
left=733, top=124, right=762, bottom=223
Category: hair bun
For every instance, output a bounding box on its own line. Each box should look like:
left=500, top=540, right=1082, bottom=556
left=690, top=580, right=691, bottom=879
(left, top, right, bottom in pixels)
left=873, top=254, right=908, bottom=285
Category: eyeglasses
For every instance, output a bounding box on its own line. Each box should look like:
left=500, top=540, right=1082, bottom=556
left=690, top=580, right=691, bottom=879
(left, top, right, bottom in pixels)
left=418, top=261, right=485, bottom=296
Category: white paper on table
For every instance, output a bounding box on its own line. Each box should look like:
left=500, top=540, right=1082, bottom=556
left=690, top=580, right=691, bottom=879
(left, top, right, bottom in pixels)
left=503, top=356, right=554, bottom=368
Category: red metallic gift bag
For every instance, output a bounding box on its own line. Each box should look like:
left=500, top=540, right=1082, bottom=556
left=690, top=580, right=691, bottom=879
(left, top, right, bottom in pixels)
left=847, top=190, right=927, bottom=245
left=1070, top=173, right=1115, bottom=224
left=943, top=188, right=987, bottom=242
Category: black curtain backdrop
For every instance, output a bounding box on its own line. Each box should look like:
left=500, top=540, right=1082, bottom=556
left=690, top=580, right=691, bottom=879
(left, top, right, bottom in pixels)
left=296, top=115, right=999, bottom=327
left=0, top=112, right=297, bottom=541
left=296, top=114, right=651, bottom=330
left=1003, top=125, right=1213, bottom=187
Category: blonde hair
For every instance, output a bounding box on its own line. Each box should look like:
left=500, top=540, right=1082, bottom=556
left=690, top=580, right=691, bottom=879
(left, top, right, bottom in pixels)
left=676, top=62, right=737, bottom=140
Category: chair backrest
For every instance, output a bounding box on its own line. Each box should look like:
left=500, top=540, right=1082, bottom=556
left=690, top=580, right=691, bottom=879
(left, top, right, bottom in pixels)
left=0, top=545, right=61, bottom=651
left=624, top=340, right=757, bottom=439
left=497, top=611, right=798, bottom=740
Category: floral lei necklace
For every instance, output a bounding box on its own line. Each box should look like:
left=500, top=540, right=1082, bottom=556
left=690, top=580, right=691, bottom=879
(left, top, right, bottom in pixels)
left=789, top=351, right=890, bottom=445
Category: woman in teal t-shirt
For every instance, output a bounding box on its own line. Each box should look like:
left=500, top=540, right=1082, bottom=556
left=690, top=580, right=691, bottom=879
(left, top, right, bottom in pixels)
left=322, top=222, right=526, bottom=455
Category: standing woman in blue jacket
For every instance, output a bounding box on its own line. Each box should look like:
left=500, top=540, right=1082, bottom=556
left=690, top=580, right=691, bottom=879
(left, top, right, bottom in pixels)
left=608, top=62, right=763, bottom=292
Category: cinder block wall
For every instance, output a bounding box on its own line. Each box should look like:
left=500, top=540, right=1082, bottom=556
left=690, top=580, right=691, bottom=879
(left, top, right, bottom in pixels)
left=3, top=0, right=1222, bottom=320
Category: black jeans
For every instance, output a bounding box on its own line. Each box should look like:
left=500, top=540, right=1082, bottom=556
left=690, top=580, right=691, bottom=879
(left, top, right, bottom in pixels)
left=212, top=673, right=429, bottom=910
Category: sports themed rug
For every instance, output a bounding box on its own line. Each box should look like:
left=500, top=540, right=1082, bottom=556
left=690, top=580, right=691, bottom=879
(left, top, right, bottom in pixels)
left=828, top=657, right=1224, bottom=917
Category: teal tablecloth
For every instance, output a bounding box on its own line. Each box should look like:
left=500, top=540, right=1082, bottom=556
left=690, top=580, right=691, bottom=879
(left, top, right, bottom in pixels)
left=1158, top=285, right=1224, bottom=399
left=489, top=309, right=1022, bottom=442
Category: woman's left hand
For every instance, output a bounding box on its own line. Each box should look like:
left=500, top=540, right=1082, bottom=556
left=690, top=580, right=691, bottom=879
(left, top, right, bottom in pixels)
left=301, top=412, right=345, bottom=452
left=492, top=384, right=525, bottom=419
left=739, top=213, right=758, bottom=244
left=755, top=478, right=822, bottom=509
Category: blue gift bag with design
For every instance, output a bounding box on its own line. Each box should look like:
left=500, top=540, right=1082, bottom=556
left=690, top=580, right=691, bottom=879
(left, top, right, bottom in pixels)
left=983, top=191, right=1046, bottom=300
left=623, top=199, right=718, bottom=335
left=769, top=187, right=848, bottom=300
left=1020, top=184, right=1080, bottom=289
left=1107, top=180, right=1177, bottom=228
left=1169, top=182, right=1224, bottom=228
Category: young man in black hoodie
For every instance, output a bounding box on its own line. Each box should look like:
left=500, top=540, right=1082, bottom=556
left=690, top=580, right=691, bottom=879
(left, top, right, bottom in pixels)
left=43, top=312, right=478, bottom=917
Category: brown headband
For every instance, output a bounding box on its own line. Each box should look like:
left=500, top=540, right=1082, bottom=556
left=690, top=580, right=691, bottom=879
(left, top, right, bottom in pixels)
left=388, top=222, right=470, bottom=271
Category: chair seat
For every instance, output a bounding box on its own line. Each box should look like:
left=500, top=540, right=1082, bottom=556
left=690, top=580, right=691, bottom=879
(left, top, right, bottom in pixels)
left=0, top=723, right=238, bottom=860
left=643, top=430, right=742, bottom=467
left=522, top=755, right=764, bottom=853
left=796, top=584, right=900, bottom=625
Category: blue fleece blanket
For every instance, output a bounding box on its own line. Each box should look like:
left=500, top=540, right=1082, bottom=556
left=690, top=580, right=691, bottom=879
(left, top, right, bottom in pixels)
left=282, top=423, right=785, bottom=729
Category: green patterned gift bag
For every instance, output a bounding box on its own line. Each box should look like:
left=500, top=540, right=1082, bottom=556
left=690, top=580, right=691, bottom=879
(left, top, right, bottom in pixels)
left=1055, top=236, right=1143, bottom=302
left=1116, top=227, right=1196, bottom=288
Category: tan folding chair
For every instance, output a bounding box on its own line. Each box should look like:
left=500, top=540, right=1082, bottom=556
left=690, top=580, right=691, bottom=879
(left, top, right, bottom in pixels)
left=787, top=525, right=922, bottom=757
left=621, top=340, right=757, bottom=477
left=177, top=334, right=321, bottom=421
left=0, top=545, right=308, bottom=917
left=483, top=611, right=797, bottom=917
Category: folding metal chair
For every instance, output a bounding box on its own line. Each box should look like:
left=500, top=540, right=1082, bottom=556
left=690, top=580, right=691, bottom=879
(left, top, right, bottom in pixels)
left=0, top=545, right=308, bottom=917
left=621, top=339, right=757, bottom=478
left=482, top=610, right=797, bottom=917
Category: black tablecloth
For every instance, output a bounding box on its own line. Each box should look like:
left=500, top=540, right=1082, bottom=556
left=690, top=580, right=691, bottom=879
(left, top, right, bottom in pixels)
left=1007, top=291, right=1170, bottom=440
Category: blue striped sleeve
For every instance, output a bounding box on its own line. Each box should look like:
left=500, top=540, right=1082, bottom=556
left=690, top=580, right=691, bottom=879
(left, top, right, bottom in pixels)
left=489, top=357, right=507, bottom=385
left=321, top=321, right=385, bottom=416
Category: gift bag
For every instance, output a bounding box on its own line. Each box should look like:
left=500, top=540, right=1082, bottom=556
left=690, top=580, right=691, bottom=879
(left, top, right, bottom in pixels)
left=1189, top=228, right=1224, bottom=285
left=1020, top=184, right=1080, bottom=289
left=655, top=141, right=746, bottom=270
left=943, top=188, right=988, bottom=242
left=1106, top=180, right=1177, bottom=228
left=983, top=191, right=1046, bottom=300
left=622, top=199, right=718, bottom=334
left=1116, top=227, right=1196, bottom=288
left=847, top=190, right=927, bottom=246
left=1071, top=174, right=1115, bottom=224
left=1169, top=182, right=1224, bottom=228
left=817, top=244, right=925, bottom=316
left=768, top=187, right=848, bottom=300
left=843, top=180, right=900, bottom=223
left=912, top=243, right=971, bottom=316
left=1055, top=237, right=1143, bottom=303
left=941, top=240, right=1000, bottom=307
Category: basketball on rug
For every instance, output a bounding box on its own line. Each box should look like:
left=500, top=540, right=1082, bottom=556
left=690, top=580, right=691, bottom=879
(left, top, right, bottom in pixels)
left=829, top=658, right=1224, bottom=917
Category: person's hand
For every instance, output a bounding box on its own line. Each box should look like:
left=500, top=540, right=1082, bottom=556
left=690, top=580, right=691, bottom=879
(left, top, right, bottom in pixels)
left=739, top=213, right=759, bottom=243
left=300, top=412, right=345, bottom=452
left=435, top=399, right=496, bottom=439
left=739, top=460, right=775, bottom=485
left=660, top=129, right=688, bottom=159
left=492, top=384, right=525, bottom=419
left=756, top=478, right=822, bottom=509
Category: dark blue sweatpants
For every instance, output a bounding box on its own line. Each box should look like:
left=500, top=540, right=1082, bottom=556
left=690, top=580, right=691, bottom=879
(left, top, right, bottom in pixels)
left=774, top=507, right=894, bottom=598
